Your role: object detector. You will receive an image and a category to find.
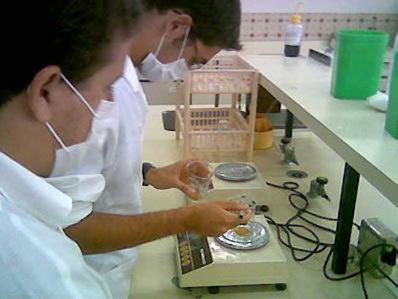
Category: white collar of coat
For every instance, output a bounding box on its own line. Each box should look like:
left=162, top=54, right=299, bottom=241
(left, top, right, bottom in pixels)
left=0, top=151, right=72, bottom=228
left=123, top=56, right=140, bottom=93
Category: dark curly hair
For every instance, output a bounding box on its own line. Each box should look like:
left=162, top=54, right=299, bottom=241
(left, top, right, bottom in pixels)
left=0, top=0, right=142, bottom=107
left=143, top=0, right=241, bottom=50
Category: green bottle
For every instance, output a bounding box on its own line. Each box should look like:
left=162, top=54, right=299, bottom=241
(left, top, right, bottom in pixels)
left=386, top=51, right=398, bottom=139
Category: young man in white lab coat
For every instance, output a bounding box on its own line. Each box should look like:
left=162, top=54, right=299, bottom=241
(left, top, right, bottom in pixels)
left=0, top=1, right=142, bottom=297
left=47, top=1, right=247, bottom=298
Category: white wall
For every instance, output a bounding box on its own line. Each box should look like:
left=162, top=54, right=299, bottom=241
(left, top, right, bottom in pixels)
left=241, top=0, right=398, bottom=14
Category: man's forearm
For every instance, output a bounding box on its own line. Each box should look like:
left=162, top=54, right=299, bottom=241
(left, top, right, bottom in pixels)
left=64, top=207, right=190, bottom=254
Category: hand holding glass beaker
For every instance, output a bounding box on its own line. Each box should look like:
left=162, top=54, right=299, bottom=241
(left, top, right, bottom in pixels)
left=180, top=161, right=213, bottom=200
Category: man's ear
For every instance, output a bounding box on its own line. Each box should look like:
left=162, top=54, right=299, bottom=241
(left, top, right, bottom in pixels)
left=165, top=12, right=192, bottom=40
left=26, top=66, right=62, bottom=122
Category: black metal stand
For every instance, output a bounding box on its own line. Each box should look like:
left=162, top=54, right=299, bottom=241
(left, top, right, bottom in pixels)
left=331, top=163, right=360, bottom=274
left=285, top=110, right=294, bottom=139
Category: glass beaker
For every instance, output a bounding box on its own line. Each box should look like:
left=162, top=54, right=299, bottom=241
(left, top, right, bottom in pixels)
left=181, top=161, right=213, bottom=200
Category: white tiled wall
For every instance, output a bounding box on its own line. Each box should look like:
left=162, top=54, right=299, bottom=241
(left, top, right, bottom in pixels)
left=241, top=0, right=398, bottom=14
left=241, top=13, right=398, bottom=42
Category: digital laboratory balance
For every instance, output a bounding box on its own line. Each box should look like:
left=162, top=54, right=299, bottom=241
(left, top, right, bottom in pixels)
left=175, top=163, right=289, bottom=292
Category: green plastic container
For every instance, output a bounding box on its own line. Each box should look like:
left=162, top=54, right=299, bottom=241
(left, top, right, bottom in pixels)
left=331, top=30, right=389, bottom=100
left=386, top=51, right=398, bottom=139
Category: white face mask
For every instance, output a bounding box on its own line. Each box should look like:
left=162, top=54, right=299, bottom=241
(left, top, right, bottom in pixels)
left=139, top=27, right=192, bottom=81
left=45, top=74, right=99, bottom=152
left=44, top=75, right=118, bottom=220
left=49, top=100, right=118, bottom=177
left=46, top=74, right=118, bottom=177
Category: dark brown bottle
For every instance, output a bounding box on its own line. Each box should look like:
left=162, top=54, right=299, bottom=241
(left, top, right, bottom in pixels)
left=284, top=45, right=300, bottom=57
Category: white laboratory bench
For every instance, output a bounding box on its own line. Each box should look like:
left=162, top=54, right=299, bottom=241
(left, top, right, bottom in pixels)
left=240, top=54, right=398, bottom=275
left=129, top=106, right=396, bottom=299
left=241, top=54, right=398, bottom=204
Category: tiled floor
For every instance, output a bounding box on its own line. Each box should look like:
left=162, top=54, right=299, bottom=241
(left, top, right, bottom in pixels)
left=130, top=106, right=397, bottom=298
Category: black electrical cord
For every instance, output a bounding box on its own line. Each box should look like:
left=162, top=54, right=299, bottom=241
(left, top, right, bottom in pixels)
left=284, top=192, right=335, bottom=247
left=376, top=265, right=398, bottom=288
left=360, top=244, right=396, bottom=299
left=264, top=181, right=360, bottom=262
left=264, top=182, right=331, bottom=261
left=266, top=182, right=350, bottom=246
left=299, top=214, right=336, bottom=234
left=322, top=247, right=361, bottom=281
left=266, top=181, right=360, bottom=231
left=264, top=215, right=328, bottom=262
left=322, top=243, right=398, bottom=296
left=265, top=180, right=398, bottom=297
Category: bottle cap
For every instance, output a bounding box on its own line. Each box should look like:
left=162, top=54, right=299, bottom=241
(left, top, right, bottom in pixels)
left=291, top=14, right=301, bottom=24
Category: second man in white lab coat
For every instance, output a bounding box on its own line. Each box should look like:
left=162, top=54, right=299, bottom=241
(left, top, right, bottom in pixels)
left=46, top=1, right=245, bottom=298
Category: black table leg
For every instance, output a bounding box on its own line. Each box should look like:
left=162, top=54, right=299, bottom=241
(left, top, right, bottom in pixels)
left=215, top=94, right=220, bottom=107
left=331, top=163, right=360, bottom=274
left=245, top=94, right=251, bottom=116
left=285, top=110, right=294, bottom=139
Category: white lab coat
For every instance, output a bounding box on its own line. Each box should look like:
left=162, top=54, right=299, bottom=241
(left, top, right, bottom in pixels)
left=75, top=57, right=148, bottom=299
left=0, top=152, right=112, bottom=298
left=44, top=57, right=148, bottom=298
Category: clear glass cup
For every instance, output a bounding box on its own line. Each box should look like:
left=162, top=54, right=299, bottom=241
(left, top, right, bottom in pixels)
left=181, top=161, right=213, bottom=200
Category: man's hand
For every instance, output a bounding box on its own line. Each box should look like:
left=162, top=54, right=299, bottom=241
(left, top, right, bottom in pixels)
left=65, top=199, right=252, bottom=254
left=182, top=200, right=252, bottom=236
left=145, top=160, right=201, bottom=199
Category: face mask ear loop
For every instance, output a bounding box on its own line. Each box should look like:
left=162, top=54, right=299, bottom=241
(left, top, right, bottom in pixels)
left=177, top=27, right=191, bottom=60
left=154, top=33, right=167, bottom=57
left=202, top=58, right=211, bottom=68
left=45, top=122, right=70, bottom=152
left=60, top=73, right=98, bottom=118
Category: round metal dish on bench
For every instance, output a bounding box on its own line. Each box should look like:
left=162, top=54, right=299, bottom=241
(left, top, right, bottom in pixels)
left=215, top=221, right=269, bottom=250
left=214, top=163, right=257, bottom=182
